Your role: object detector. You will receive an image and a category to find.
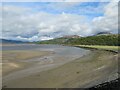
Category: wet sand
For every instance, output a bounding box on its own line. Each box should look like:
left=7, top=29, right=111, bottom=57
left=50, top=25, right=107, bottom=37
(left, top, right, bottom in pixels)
left=2, top=50, right=54, bottom=76
left=2, top=50, right=118, bottom=88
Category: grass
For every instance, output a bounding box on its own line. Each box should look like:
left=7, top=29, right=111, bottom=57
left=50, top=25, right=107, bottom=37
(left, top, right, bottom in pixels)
left=75, top=45, right=119, bottom=52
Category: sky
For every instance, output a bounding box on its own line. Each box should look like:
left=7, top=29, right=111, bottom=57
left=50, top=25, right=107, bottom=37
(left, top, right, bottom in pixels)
left=0, top=0, right=119, bottom=41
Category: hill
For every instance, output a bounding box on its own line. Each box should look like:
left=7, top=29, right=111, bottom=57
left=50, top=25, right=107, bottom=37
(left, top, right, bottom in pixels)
left=96, top=32, right=112, bottom=36
left=0, top=39, right=25, bottom=44
left=61, top=35, right=81, bottom=38
left=37, top=34, right=119, bottom=46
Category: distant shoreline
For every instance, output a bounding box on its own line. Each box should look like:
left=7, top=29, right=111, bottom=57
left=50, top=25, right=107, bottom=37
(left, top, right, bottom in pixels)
left=2, top=44, right=118, bottom=88
left=74, top=45, right=119, bottom=54
left=1, top=43, right=119, bottom=88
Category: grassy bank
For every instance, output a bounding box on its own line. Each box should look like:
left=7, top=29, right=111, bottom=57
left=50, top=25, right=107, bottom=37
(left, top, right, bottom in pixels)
left=74, top=45, right=119, bottom=53
left=37, top=34, right=119, bottom=53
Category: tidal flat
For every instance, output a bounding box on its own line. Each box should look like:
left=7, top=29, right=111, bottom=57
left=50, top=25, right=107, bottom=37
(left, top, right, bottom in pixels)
left=2, top=50, right=54, bottom=76
left=1, top=44, right=119, bottom=88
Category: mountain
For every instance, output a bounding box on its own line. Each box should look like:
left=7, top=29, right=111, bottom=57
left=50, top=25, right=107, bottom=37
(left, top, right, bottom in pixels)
left=37, top=34, right=119, bottom=46
left=61, top=35, right=81, bottom=38
left=96, top=32, right=112, bottom=36
left=0, top=39, right=25, bottom=44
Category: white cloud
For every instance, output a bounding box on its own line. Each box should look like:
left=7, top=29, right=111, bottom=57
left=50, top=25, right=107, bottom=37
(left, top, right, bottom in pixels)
left=2, top=5, right=90, bottom=41
left=16, top=35, right=40, bottom=42
left=92, top=1, right=118, bottom=34
left=40, top=37, right=53, bottom=41
left=1, top=1, right=118, bottom=41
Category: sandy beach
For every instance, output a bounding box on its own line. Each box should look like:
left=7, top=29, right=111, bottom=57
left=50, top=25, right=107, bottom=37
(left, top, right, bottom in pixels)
left=2, top=50, right=55, bottom=75
left=2, top=48, right=118, bottom=88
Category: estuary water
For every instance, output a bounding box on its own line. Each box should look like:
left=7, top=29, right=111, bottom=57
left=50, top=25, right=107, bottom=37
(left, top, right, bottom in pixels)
left=2, top=44, right=90, bottom=84
left=2, top=44, right=90, bottom=58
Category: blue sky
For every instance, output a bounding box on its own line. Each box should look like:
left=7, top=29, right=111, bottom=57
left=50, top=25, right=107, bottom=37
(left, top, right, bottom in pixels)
left=1, top=1, right=118, bottom=41
left=3, top=2, right=108, bottom=19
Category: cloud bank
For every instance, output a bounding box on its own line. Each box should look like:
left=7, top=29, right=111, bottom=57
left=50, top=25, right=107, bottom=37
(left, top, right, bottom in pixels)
left=1, top=1, right=118, bottom=41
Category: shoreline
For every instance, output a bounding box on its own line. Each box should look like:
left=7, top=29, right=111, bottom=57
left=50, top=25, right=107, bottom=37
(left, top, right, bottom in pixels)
left=2, top=48, right=118, bottom=88
left=1, top=44, right=119, bottom=88
left=73, top=45, right=119, bottom=54
left=73, top=45, right=119, bottom=88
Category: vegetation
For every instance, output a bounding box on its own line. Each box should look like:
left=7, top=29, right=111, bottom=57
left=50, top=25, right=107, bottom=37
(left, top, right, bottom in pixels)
left=75, top=45, right=119, bottom=52
left=37, top=34, right=119, bottom=46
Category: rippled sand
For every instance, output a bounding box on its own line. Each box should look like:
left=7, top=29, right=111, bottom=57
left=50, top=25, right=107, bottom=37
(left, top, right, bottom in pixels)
left=2, top=50, right=118, bottom=88
left=2, top=50, right=54, bottom=76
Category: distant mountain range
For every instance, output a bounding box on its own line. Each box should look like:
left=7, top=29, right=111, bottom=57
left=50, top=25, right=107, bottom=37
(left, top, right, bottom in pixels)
left=0, top=39, right=26, bottom=44
left=61, top=35, right=81, bottom=38
left=96, top=32, right=112, bottom=35
left=0, top=32, right=114, bottom=44
left=37, top=34, right=119, bottom=46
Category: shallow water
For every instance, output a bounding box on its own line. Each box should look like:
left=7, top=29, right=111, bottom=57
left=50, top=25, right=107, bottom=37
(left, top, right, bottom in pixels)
left=2, top=44, right=90, bottom=83
left=2, top=44, right=90, bottom=59
left=2, top=44, right=118, bottom=88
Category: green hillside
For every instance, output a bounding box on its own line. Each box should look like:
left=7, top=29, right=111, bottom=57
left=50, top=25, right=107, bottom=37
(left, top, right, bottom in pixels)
left=37, top=34, right=119, bottom=46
